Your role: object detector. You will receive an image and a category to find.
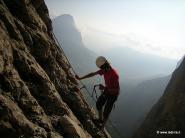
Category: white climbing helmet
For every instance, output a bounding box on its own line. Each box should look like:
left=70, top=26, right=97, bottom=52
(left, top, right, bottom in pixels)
left=96, top=56, right=107, bottom=68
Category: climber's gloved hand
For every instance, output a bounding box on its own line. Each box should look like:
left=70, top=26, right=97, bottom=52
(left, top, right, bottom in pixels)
left=75, top=75, right=81, bottom=80
left=99, top=84, right=105, bottom=90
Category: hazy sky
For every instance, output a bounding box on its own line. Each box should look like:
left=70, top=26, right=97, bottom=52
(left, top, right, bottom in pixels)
left=45, top=0, right=185, bottom=60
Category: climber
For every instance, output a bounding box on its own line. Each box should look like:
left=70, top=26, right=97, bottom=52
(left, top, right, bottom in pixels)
left=75, top=56, right=120, bottom=129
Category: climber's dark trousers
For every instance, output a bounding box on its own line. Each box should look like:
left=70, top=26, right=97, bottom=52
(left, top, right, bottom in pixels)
left=96, top=93, right=117, bottom=120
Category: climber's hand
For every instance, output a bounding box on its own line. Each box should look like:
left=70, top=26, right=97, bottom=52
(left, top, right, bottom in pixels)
left=75, top=75, right=81, bottom=80
left=99, top=84, right=105, bottom=90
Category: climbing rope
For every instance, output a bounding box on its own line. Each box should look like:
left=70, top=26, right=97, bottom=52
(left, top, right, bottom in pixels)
left=52, top=32, right=124, bottom=138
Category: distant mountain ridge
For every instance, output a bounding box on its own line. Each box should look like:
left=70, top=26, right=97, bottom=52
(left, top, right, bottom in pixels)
left=52, top=14, right=97, bottom=74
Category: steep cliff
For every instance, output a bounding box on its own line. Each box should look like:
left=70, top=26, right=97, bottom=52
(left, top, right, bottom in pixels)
left=133, top=57, right=185, bottom=138
left=0, top=0, right=110, bottom=137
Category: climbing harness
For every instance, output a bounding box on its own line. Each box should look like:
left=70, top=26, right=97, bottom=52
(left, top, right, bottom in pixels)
left=92, top=84, right=99, bottom=99
left=93, top=84, right=116, bottom=110
left=92, top=84, right=102, bottom=100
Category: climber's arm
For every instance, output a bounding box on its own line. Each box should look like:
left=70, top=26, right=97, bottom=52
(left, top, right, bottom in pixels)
left=75, top=71, right=100, bottom=80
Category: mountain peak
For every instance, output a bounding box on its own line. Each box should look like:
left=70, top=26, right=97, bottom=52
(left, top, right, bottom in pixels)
left=54, top=14, right=75, bottom=25
left=60, top=14, right=74, bottom=19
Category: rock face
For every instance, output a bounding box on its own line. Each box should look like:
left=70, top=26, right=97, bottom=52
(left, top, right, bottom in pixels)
left=133, top=57, right=185, bottom=138
left=0, top=0, right=110, bottom=137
